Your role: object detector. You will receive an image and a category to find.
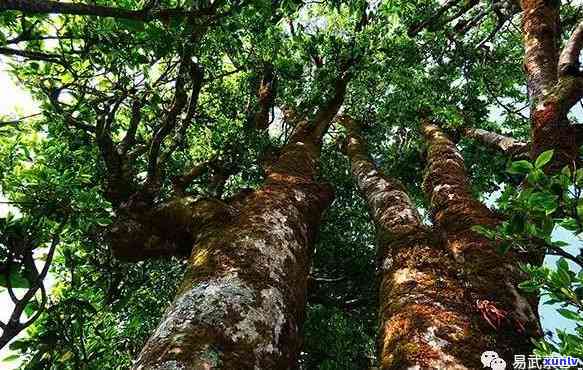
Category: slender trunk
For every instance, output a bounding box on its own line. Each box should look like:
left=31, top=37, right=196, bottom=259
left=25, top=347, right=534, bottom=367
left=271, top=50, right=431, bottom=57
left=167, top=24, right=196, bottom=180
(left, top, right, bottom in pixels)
left=133, top=79, right=348, bottom=369
left=341, top=117, right=474, bottom=369
left=422, top=120, right=541, bottom=362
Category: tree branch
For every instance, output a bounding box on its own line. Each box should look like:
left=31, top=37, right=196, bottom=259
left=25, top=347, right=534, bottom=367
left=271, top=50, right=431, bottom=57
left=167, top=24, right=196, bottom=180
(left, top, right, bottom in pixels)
left=463, top=127, right=529, bottom=157
left=0, top=222, right=65, bottom=350
left=559, top=21, right=583, bottom=76
left=0, top=0, right=215, bottom=23
left=407, top=0, right=464, bottom=36
left=171, top=160, right=212, bottom=195
left=146, top=57, right=191, bottom=186
left=0, top=112, right=42, bottom=128
left=0, top=46, right=63, bottom=64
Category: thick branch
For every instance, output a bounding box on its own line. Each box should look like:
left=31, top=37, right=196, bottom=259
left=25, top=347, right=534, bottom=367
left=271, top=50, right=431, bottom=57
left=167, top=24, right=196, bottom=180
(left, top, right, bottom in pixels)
left=463, top=127, right=529, bottom=157
left=288, top=72, right=350, bottom=148
left=422, top=118, right=498, bottom=231
left=250, top=64, right=277, bottom=130
left=172, top=160, right=211, bottom=195
left=266, top=72, right=350, bottom=186
left=119, top=100, right=143, bottom=156
left=110, top=197, right=234, bottom=261
left=96, top=111, right=136, bottom=207
left=160, top=63, right=205, bottom=163
left=340, top=116, right=493, bottom=368
left=0, top=0, right=214, bottom=22
left=421, top=117, right=541, bottom=357
left=339, top=116, right=422, bottom=237
left=559, top=21, right=583, bottom=76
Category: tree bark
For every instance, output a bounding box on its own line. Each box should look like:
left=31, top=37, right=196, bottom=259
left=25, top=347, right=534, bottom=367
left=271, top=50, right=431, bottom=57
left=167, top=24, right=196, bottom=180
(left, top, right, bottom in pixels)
left=132, top=77, right=348, bottom=369
left=521, top=0, right=583, bottom=172
left=422, top=119, right=541, bottom=363
left=250, top=64, right=277, bottom=130
left=463, top=127, right=528, bottom=157
left=341, top=117, right=475, bottom=369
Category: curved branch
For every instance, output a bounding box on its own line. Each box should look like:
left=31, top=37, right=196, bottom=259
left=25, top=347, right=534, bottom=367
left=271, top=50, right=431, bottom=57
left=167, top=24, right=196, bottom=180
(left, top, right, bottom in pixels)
left=559, top=21, right=583, bottom=76
left=0, top=222, right=65, bottom=350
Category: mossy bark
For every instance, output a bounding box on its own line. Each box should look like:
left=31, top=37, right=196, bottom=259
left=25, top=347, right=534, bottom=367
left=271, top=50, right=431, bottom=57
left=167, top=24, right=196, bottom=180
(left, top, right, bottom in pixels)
left=133, top=78, right=348, bottom=369
left=343, top=118, right=475, bottom=369
left=521, top=0, right=581, bottom=172
left=422, top=121, right=541, bottom=364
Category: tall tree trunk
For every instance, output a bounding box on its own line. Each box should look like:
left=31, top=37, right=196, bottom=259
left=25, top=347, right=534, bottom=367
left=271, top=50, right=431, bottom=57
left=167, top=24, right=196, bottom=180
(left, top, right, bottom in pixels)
left=133, top=78, right=348, bottom=369
left=341, top=117, right=475, bottom=369
left=422, top=119, right=541, bottom=362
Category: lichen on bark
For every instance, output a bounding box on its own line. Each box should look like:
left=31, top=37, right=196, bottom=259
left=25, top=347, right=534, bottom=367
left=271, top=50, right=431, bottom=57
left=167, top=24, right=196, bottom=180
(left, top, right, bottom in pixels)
left=421, top=119, right=541, bottom=362
left=341, top=116, right=480, bottom=369
left=134, top=75, right=348, bottom=369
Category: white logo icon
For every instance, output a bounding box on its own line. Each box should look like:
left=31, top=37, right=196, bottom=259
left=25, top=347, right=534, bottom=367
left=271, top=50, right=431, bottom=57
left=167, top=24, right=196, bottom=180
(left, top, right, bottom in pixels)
left=491, top=358, right=506, bottom=370
left=481, top=351, right=506, bottom=369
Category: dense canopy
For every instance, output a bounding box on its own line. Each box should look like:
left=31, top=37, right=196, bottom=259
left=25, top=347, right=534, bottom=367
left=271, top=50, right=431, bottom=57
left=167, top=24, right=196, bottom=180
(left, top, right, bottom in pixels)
left=1, top=0, right=583, bottom=368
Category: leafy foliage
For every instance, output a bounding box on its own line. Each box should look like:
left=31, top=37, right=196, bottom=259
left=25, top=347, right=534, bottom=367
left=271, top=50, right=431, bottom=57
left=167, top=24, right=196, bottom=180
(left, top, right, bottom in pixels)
left=475, top=150, right=583, bottom=358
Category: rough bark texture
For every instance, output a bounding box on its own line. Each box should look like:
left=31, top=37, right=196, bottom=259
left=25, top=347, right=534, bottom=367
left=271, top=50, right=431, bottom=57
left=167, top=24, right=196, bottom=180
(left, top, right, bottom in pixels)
left=109, top=197, right=231, bottom=261
left=132, top=78, right=348, bottom=369
left=341, top=117, right=474, bottom=369
left=463, top=127, right=528, bottom=157
left=521, top=0, right=582, bottom=172
left=422, top=120, right=541, bottom=364
left=521, top=0, right=559, bottom=101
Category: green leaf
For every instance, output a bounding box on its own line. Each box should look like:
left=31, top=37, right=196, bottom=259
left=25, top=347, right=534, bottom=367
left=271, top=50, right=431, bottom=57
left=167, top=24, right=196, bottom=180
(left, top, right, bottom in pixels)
left=558, top=308, right=582, bottom=321
left=471, top=225, right=495, bottom=239
left=117, top=19, right=145, bottom=32
left=577, top=201, right=583, bottom=220
left=59, top=351, right=73, bottom=362
left=518, top=280, right=539, bottom=292
left=528, top=192, right=558, bottom=215
left=497, top=242, right=511, bottom=254
left=535, top=150, right=554, bottom=169
left=24, top=300, right=40, bottom=317
left=527, top=169, right=545, bottom=184
left=9, top=339, right=30, bottom=351
left=508, top=160, right=534, bottom=175
left=0, top=266, right=30, bottom=289
left=560, top=218, right=579, bottom=231
left=557, top=258, right=569, bottom=273
left=2, top=354, right=19, bottom=362
left=577, top=169, right=583, bottom=186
